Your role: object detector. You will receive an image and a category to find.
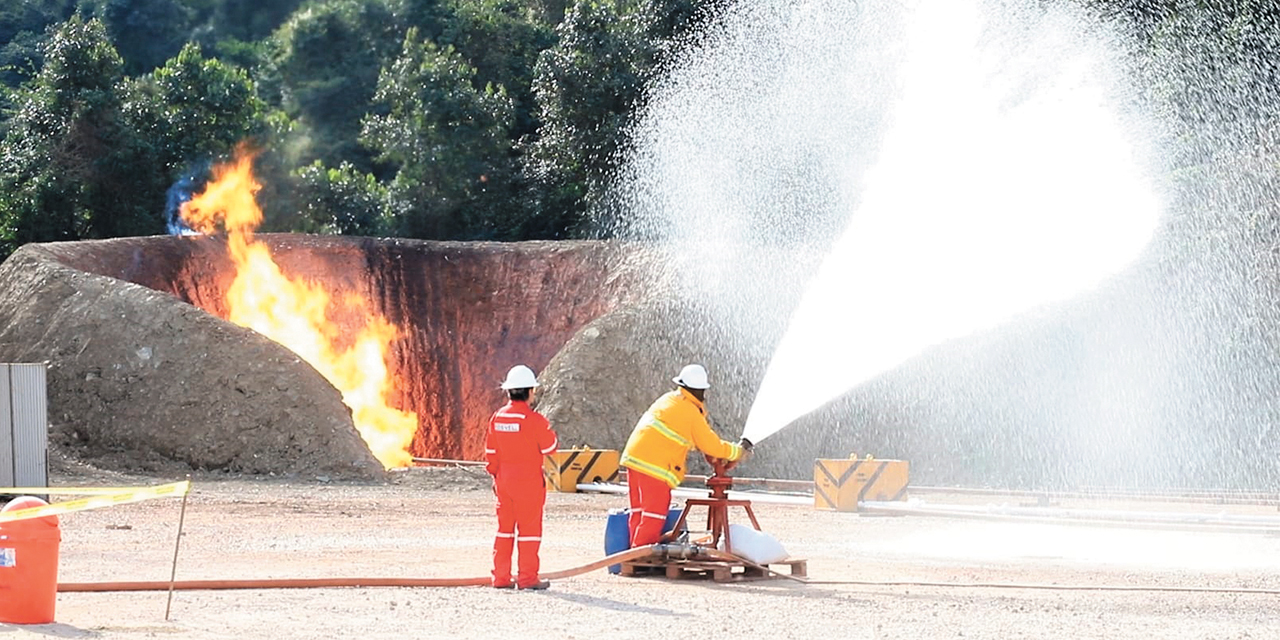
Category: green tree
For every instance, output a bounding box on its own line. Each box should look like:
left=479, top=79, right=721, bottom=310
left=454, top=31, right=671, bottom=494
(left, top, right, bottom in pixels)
left=635, top=0, right=730, bottom=65
left=0, top=23, right=274, bottom=257
left=294, top=160, right=389, bottom=235
left=527, top=1, right=646, bottom=236
left=0, top=0, right=77, bottom=88
left=361, top=27, right=515, bottom=238
left=0, top=16, right=150, bottom=255
left=205, top=0, right=306, bottom=43
left=524, top=0, right=734, bottom=237
left=121, top=41, right=268, bottom=170
left=122, top=42, right=287, bottom=232
left=83, top=0, right=194, bottom=75
left=531, top=0, right=570, bottom=25
left=440, top=0, right=555, bottom=138
left=266, top=0, right=403, bottom=170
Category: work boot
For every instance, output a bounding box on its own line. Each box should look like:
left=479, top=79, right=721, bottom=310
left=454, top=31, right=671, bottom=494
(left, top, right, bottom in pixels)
left=492, top=582, right=514, bottom=589
left=518, top=579, right=550, bottom=591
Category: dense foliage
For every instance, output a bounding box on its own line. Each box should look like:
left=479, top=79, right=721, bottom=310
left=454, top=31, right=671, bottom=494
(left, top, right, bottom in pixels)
left=0, top=0, right=713, bottom=253
left=0, top=0, right=1277, bottom=257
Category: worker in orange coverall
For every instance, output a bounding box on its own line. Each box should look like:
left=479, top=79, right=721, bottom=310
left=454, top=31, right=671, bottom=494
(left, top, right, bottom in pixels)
left=621, top=364, right=753, bottom=547
left=485, top=365, right=558, bottom=590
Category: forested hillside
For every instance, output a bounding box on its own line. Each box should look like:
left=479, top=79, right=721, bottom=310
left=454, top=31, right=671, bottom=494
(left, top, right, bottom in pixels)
left=0, top=0, right=729, bottom=256
left=0, top=1, right=1276, bottom=258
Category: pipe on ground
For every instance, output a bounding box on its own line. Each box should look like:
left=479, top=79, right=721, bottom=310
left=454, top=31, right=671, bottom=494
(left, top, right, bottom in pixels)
left=574, top=484, right=1280, bottom=533
left=700, top=549, right=1280, bottom=595
left=858, top=501, right=1280, bottom=534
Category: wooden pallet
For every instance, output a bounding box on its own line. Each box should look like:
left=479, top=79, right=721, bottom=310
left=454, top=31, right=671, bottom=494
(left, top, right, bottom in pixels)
left=619, top=557, right=807, bottom=583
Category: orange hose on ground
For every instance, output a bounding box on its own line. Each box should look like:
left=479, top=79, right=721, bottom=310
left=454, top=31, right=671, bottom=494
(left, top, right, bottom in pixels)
left=56, top=546, right=659, bottom=593
left=57, top=545, right=1280, bottom=596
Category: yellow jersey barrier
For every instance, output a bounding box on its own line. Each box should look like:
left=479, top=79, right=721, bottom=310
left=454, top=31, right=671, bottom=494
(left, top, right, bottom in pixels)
left=814, top=457, right=908, bottom=511
left=544, top=449, right=620, bottom=493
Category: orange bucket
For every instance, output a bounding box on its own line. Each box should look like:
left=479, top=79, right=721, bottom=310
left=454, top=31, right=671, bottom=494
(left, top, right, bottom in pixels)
left=0, top=496, right=61, bottom=624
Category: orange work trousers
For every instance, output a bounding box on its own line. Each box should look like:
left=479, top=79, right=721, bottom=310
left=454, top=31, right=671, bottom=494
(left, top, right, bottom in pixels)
left=492, top=468, right=547, bottom=588
left=627, top=468, right=672, bottom=547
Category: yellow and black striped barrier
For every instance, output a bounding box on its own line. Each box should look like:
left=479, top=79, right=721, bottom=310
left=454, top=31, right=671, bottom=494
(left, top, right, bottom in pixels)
left=0, top=481, right=191, bottom=523
left=544, top=449, right=619, bottom=493
left=814, top=458, right=908, bottom=511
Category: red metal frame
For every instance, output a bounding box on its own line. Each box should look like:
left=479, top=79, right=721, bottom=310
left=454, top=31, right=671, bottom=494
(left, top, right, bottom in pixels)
left=666, top=455, right=760, bottom=551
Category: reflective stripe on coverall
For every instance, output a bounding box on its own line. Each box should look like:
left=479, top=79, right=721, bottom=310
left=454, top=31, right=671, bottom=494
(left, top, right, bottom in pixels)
left=620, top=388, right=742, bottom=546
left=484, top=400, right=558, bottom=588
left=627, top=464, right=673, bottom=547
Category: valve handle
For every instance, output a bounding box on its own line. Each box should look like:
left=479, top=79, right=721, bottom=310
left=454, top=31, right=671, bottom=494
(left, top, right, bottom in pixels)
left=704, top=453, right=736, bottom=474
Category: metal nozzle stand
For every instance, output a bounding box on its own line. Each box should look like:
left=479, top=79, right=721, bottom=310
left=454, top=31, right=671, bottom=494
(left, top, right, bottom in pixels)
left=621, top=453, right=807, bottom=582
left=665, top=455, right=762, bottom=552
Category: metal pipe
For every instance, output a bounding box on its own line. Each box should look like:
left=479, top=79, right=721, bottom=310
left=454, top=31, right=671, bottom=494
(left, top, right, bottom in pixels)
left=431, top=462, right=1277, bottom=507
left=701, top=545, right=1280, bottom=593
left=859, top=501, right=1280, bottom=534
left=578, top=483, right=1280, bottom=533
left=676, top=473, right=815, bottom=492
left=651, top=543, right=708, bottom=560
left=577, top=482, right=812, bottom=505
left=908, top=485, right=1280, bottom=507
left=410, top=457, right=485, bottom=467
left=632, top=468, right=1280, bottom=507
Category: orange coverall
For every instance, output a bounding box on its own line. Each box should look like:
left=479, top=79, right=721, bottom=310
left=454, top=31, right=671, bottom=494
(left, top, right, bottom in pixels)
left=484, top=399, right=558, bottom=588
left=620, top=388, right=743, bottom=546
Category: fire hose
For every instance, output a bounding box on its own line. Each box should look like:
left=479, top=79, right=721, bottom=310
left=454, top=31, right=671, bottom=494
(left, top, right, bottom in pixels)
left=56, top=545, right=665, bottom=592
left=56, top=543, right=1280, bottom=596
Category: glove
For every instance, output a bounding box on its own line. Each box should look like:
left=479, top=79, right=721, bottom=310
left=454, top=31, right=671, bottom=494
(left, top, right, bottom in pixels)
left=737, top=437, right=753, bottom=462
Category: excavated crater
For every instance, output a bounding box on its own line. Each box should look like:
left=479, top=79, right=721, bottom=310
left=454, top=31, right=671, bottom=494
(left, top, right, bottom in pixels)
left=0, top=235, right=655, bottom=478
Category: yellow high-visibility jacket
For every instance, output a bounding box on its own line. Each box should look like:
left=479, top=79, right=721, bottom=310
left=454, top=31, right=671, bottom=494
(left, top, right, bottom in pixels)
left=620, top=388, right=743, bottom=488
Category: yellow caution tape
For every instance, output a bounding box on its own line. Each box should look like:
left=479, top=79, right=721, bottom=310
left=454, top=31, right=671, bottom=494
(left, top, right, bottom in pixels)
left=0, top=487, right=163, bottom=496
left=0, top=481, right=191, bottom=523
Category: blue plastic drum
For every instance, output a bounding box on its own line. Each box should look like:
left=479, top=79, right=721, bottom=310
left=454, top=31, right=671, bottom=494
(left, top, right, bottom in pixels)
left=604, top=508, right=630, bottom=574
left=604, top=506, right=687, bottom=574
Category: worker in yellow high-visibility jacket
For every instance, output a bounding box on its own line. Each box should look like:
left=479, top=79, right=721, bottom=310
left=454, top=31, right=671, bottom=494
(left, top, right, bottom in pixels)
left=620, top=364, right=752, bottom=546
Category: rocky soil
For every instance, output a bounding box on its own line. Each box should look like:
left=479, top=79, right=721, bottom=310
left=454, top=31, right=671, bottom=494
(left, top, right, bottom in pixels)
left=0, top=243, right=381, bottom=479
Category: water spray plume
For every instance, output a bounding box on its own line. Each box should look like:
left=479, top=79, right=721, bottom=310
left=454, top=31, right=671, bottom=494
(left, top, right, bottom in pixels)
left=181, top=147, right=418, bottom=468
left=739, top=1, right=1162, bottom=444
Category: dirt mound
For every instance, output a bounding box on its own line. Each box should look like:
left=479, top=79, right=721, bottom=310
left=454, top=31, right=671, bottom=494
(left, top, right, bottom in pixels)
left=0, top=245, right=383, bottom=479
left=536, top=299, right=837, bottom=479
left=0, top=235, right=652, bottom=477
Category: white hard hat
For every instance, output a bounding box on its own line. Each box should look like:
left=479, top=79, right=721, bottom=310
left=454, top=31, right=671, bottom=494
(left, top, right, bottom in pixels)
left=501, top=365, right=539, bottom=390
left=673, top=364, right=710, bottom=390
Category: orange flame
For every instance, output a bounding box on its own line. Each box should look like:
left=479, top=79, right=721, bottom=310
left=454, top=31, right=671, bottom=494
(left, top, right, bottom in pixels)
left=181, top=147, right=417, bottom=468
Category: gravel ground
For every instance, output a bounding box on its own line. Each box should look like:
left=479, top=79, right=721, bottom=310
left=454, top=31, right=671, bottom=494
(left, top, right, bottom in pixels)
left=5, top=467, right=1280, bottom=639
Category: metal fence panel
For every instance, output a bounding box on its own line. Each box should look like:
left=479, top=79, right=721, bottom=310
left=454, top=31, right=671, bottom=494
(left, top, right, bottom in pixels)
left=0, top=364, right=11, bottom=487
left=2, top=363, right=48, bottom=489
